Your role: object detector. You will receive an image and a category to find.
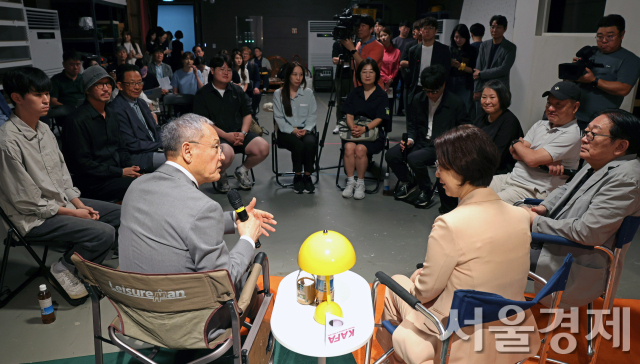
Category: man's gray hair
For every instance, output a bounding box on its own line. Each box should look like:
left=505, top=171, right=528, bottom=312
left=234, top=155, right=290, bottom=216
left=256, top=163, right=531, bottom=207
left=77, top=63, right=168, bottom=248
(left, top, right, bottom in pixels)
left=161, top=113, right=215, bottom=156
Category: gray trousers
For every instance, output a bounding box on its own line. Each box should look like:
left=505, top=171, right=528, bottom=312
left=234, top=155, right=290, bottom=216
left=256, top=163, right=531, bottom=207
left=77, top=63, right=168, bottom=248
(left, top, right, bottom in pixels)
left=24, top=198, right=121, bottom=268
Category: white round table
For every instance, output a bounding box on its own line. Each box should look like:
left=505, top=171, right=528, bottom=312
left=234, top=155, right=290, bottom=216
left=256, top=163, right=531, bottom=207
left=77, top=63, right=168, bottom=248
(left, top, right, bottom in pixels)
left=271, top=270, right=375, bottom=364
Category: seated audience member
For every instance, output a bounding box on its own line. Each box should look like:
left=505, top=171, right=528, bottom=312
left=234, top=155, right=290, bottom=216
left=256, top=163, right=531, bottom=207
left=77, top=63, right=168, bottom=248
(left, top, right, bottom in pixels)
left=108, top=64, right=164, bottom=173
left=251, top=47, right=272, bottom=93
left=121, top=30, right=143, bottom=65
left=340, top=15, right=385, bottom=89
left=63, top=66, right=140, bottom=202
left=377, top=125, right=539, bottom=364
left=379, top=26, right=401, bottom=95
left=242, top=47, right=262, bottom=119
left=386, top=64, right=469, bottom=212
left=449, top=24, right=478, bottom=110
left=135, top=58, right=161, bottom=91
left=526, top=109, right=640, bottom=308
left=193, top=55, right=269, bottom=192
left=147, top=48, right=173, bottom=91
left=0, top=67, right=121, bottom=300
left=171, top=52, right=204, bottom=95
left=273, top=62, right=318, bottom=194
left=574, top=15, right=640, bottom=130
left=232, top=50, right=250, bottom=92
left=83, top=58, right=99, bottom=70
left=51, top=51, right=84, bottom=109
left=341, top=59, right=390, bottom=201
left=490, top=81, right=582, bottom=204
left=106, top=46, right=128, bottom=77
left=118, top=113, right=276, bottom=296
left=0, top=92, right=11, bottom=127
left=194, top=56, right=210, bottom=85
left=474, top=80, right=523, bottom=174
left=469, top=22, right=485, bottom=50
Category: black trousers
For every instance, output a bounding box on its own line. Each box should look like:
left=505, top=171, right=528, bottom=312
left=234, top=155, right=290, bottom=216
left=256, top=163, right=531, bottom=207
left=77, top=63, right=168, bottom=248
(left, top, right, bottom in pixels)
left=277, top=132, right=317, bottom=173
left=75, top=176, right=136, bottom=202
left=385, top=144, right=458, bottom=212
left=24, top=198, right=120, bottom=266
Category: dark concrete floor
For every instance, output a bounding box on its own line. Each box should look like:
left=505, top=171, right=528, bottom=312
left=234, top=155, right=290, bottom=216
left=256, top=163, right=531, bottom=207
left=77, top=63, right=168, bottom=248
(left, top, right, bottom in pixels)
left=1, top=92, right=639, bottom=363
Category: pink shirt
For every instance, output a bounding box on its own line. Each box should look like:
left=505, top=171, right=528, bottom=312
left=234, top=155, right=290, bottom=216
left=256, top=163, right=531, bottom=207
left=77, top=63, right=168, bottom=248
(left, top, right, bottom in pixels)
left=380, top=45, right=401, bottom=88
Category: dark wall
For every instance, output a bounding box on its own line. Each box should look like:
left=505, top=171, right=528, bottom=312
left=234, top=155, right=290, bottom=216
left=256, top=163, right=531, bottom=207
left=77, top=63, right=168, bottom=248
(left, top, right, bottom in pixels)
left=149, top=0, right=419, bottom=67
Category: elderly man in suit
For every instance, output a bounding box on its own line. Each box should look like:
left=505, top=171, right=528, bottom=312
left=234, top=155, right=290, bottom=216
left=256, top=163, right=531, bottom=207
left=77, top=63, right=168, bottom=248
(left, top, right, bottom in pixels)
left=385, top=64, right=469, bottom=212
left=109, top=64, right=164, bottom=173
left=472, top=15, right=517, bottom=119
left=526, top=109, right=640, bottom=308
left=118, top=113, right=276, bottom=294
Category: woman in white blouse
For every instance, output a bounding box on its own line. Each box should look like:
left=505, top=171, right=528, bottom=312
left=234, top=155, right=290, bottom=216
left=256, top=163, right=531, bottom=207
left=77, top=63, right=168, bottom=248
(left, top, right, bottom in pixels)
left=121, top=30, right=142, bottom=65
left=232, top=50, right=249, bottom=92
left=273, top=62, right=318, bottom=194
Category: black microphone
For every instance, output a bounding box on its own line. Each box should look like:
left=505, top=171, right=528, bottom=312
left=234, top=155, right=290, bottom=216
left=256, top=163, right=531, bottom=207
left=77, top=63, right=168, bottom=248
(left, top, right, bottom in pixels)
left=227, top=189, right=261, bottom=249
left=538, top=165, right=578, bottom=178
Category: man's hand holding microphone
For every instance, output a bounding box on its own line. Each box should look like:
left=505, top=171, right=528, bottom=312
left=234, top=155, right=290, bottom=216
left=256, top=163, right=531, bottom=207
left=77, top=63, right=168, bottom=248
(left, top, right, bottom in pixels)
left=229, top=190, right=277, bottom=247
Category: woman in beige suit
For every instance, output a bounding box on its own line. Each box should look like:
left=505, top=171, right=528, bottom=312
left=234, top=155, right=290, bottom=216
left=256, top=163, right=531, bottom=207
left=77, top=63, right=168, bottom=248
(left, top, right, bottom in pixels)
left=376, top=125, right=540, bottom=364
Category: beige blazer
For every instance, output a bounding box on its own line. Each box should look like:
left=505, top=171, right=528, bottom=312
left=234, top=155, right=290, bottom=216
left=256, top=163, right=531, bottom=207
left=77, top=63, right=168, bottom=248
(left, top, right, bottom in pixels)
left=408, top=188, right=540, bottom=363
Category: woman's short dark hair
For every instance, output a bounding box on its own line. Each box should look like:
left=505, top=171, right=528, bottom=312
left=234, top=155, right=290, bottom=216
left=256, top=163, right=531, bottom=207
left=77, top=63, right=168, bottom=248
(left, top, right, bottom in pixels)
left=116, top=64, right=140, bottom=83
left=281, top=62, right=307, bottom=118
left=435, top=125, right=500, bottom=187
left=595, top=108, right=640, bottom=155
left=490, top=15, right=508, bottom=29
left=482, top=80, right=511, bottom=110
left=181, top=51, right=194, bottom=61
left=165, top=31, right=173, bottom=40
left=597, top=14, right=625, bottom=32
left=175, top=30, right=183, bottom=39
left=355, top=58, right=381, bottom=86
left=210, top=55, right=233, bottom=71
left=4, top=67, right=51, bottom=98
left=420, top=64, right=447, bottom=90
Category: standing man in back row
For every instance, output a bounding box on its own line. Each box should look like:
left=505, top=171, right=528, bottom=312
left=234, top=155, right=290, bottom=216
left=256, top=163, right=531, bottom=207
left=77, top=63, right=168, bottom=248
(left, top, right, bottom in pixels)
left=339, top=14, right=385, bottom=88
left=393, top=20, right=417, bottom=117
left=473, top=15, right=517, bottom=119
left=574, top=14, right=640, bottom=130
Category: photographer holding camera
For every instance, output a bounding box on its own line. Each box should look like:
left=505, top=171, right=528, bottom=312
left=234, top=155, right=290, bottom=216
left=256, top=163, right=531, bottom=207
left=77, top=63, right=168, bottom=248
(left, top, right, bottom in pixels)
left=573, top=14, right=640, bottom=130
left=339, top=14, right=385, bottom=88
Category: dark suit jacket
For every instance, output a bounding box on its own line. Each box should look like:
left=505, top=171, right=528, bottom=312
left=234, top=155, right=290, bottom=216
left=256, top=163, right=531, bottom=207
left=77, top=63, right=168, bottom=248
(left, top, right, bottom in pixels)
left=473, top=38, right=517, bottom=92
left=108, top=94, right=162, bottom=171
left=408, top=90, right=470, bottom=149
left=404, top=41, right=451, bottom=101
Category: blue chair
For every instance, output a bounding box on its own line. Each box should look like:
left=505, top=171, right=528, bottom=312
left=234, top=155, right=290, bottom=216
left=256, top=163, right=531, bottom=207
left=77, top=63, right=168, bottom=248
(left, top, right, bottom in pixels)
left=367, top=254, right=574, bottom=364
left=521, top=198, right=640, bottom=364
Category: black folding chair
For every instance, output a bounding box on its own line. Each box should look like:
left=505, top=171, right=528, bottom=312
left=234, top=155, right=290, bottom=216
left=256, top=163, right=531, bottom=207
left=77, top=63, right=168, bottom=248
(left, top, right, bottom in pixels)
left=271, top=117, right=320, bottom=188
left=0, top=206, right=87, bottom=308
left=161, top=94, right=195, bottom=123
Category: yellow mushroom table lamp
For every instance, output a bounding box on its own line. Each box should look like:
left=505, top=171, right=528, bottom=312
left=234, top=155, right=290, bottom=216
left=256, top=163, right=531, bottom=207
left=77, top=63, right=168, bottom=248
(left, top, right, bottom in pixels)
left=298, top=230, right=356, bottom=325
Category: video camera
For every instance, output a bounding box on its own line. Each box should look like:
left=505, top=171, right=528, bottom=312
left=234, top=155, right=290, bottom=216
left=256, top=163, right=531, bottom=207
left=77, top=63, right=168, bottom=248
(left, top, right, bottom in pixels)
left=332, top=8, right=365, bottom=41
left=558, top=46, right=605, bottom=81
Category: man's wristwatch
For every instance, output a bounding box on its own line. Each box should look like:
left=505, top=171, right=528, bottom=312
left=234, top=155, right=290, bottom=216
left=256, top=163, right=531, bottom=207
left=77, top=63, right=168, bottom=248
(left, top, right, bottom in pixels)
left=511, top=139, right=522, bottom=147
left=349, top=49, right=357, bottom=56
left=241, top=131, right=248, bottom=136
left=591, top=77, right=599, bottom=88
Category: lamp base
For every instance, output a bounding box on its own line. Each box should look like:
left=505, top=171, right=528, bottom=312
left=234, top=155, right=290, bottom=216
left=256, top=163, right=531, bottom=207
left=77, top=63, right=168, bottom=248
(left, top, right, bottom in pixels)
left=314, top=301, right=343, bottom=325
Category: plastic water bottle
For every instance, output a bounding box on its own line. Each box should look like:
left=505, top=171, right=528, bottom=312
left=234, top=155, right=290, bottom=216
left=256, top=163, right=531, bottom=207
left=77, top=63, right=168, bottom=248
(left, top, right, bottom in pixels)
left=38, top=284, right=56, bottom=324
left=383, top=173, right=393, bottom=196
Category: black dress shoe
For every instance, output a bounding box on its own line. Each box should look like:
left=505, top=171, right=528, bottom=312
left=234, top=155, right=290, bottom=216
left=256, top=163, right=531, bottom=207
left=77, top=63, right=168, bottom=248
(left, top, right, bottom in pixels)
left=414, top=189, right=436, bottom=208
left=394, top=182, right=418, bottom=199
left=293, top=175, right=304, bottom=194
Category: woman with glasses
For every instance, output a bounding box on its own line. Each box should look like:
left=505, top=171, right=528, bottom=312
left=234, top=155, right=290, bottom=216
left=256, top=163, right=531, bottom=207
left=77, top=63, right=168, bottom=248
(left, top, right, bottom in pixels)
left=341, top=59, right=390, bottom=200
left=273, top=62, right=318, bottom=194
left=171, top=52, right=204, bottom=96
left=377, top=125, right=540, bottom=364
left=474, top=79, right=523, bottom=174
left=449, top=24, right=478, bottom=110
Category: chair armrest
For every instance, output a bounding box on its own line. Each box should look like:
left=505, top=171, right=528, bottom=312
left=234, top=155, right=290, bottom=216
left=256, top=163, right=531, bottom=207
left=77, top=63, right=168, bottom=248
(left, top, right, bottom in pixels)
left=531, top=233, right=594, bottom=250
left=375, top=271, right=419, bottom=309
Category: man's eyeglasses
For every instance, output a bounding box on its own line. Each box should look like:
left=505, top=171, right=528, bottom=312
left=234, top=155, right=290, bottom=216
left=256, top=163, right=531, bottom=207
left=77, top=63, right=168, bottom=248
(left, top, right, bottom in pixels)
left=422, top=86, right=443, bottom=95
left=596, top=33, right=619, bottom=42
left=581, top=130, right=613, bottom=142
left=122, top=81, right=144, bottom=87
left=93, top=83, right=112, bottom=89
left=188, top=141, right=223, bottom=156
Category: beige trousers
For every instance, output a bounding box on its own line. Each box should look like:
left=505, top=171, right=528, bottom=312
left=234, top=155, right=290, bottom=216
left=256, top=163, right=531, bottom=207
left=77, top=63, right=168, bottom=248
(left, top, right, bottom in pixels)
left=489, top=173, right=548, bottom=205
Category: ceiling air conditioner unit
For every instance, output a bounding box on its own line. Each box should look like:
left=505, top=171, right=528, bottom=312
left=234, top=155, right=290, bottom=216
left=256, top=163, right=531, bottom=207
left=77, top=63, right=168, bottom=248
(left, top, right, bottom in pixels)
left=25, top=8, right=63, bottom=78
left=308, top=21, right=336, bottom=76
left=437, top=19, right=459, bottom=47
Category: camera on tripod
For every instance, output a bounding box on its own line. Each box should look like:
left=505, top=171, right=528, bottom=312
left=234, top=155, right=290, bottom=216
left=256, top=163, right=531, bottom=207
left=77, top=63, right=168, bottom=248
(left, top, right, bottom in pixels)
left=332, top=8, right=365, bottom=41
left=558, top=46, right=605, bottom=81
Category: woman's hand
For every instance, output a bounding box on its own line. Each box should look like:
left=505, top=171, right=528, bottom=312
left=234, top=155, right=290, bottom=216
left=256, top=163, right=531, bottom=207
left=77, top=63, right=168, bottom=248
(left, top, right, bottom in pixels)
left=451, top=59, right=461, bottom=68
left=351, top=125, right=365, bottom=138
left=298, top=129, right=307, bottom=137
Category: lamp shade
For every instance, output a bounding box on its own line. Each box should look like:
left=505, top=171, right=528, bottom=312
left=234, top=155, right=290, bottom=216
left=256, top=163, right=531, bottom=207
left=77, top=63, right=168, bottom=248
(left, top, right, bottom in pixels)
left=298, top=230, right=356, bottom=276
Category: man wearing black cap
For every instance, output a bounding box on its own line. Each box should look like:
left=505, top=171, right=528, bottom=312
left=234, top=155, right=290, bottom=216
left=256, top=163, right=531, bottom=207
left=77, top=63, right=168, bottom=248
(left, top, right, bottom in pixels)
left=63, top=65, right=141, bottom=202
left=489, top=81, right=582, bottom=204
left=339, top=14, right=385, bottom=88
